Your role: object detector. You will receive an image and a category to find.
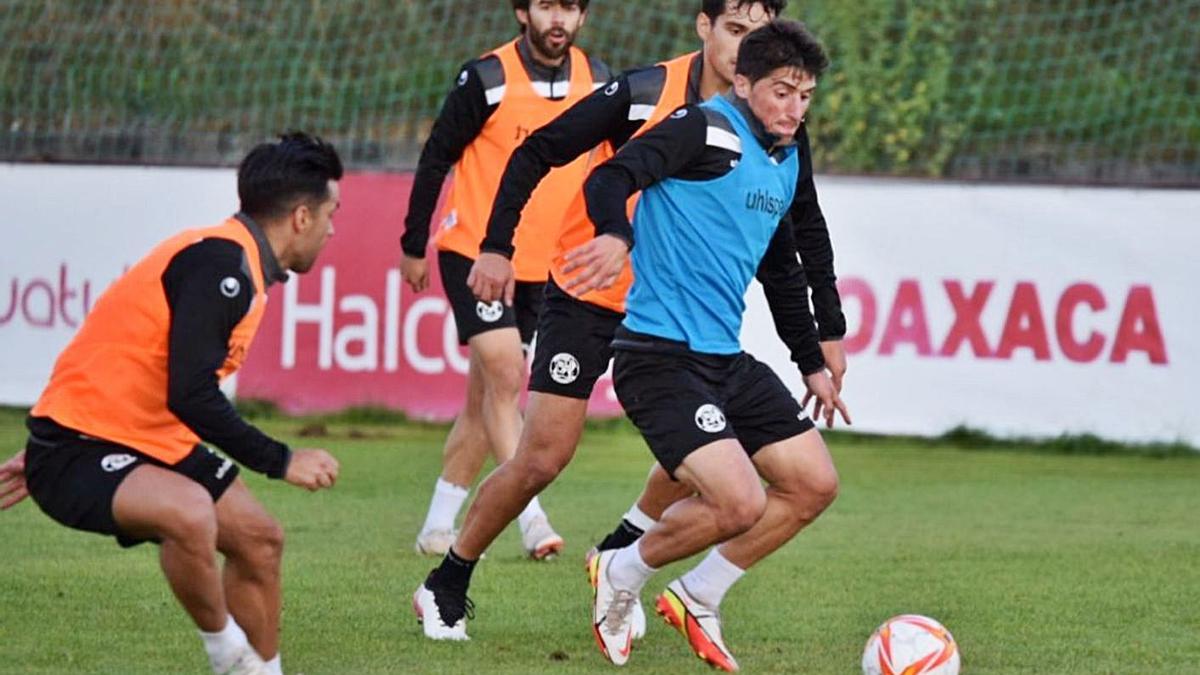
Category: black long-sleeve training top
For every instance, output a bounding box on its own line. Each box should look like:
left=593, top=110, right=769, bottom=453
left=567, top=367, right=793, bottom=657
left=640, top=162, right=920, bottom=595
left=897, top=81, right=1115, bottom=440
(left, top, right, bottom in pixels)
left=160, top=214, right=292, bottom=477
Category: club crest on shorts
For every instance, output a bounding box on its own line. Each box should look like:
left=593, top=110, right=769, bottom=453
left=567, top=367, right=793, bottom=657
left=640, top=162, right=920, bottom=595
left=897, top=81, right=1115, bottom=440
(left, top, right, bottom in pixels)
left=219, top=276, right=240, bottom=298
left=549, top=352, right=581, bottom=384
left=694, top=404, right=727, bottom=433
left=476, top=300, right=503, bottom=323
left=100, top=454, right=137, bottom=472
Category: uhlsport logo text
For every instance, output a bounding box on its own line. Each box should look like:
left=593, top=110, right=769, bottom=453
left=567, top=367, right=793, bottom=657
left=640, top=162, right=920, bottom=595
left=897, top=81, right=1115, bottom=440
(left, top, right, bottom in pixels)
left=745, top=189, right=787, bottom=217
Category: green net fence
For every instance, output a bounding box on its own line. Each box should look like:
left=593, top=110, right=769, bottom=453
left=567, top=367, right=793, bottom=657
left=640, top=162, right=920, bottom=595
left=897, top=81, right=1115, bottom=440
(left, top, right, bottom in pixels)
left=2, top=0, right=1197, bottom=185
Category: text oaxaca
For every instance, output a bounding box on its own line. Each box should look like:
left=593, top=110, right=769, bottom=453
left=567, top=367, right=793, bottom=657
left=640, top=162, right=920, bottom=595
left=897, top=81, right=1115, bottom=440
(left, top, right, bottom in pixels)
left=838, top=277, right=1167, bottom=365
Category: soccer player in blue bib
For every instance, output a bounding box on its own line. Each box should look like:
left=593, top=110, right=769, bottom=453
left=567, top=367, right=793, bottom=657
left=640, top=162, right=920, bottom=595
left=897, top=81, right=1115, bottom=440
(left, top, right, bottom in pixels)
left=571, top=20, right=849, bottom=670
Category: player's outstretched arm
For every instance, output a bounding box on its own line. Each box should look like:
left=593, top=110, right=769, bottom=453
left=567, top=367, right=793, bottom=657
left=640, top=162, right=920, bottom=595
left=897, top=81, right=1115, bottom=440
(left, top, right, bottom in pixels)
left=574, top=104, right=709, bottom=293
left=0, top=450, right=28, bottom=509
left=472, top=73, right=645, bottom=304
left=480, top=71, right=644, bottom=261
left=284, top=449, right=340, bottom=492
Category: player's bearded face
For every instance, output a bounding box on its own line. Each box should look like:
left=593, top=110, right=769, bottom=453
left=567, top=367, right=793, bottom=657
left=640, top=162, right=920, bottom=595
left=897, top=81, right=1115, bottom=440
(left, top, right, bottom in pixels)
left=524, top=2, right=585, bottom=61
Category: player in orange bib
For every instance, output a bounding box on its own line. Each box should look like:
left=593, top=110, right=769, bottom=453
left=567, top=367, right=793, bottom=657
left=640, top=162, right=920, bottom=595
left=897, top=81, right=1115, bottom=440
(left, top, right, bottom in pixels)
left=412, top=0, right=849, bottom=645
left=1, top=133, right=342, bottom=675
left=399, top=0, right=610, bottom=566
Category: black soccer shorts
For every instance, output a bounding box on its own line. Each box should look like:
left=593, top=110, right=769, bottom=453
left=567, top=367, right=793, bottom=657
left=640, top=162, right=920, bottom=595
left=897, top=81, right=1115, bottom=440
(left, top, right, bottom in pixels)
left=528, top=279, right=625, bottom=399
left=438, top=250, right=543, bottom=347
left=612, top=341, right=815, bottom=477
left=24, top=417, right=240, bottom=548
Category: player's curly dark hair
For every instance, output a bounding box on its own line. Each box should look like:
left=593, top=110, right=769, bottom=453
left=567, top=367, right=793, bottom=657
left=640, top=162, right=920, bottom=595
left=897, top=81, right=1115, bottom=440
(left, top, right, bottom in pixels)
left=238, top=132, right=343, bottom=221
left=701, top=0, right=787, bottom=23
left=735, top=19, right=828, bottom=83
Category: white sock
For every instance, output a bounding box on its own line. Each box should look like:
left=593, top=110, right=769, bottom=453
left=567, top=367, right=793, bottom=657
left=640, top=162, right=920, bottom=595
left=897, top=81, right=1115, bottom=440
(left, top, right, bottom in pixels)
left=265, top=654, right=283, bottom=675
left=623, top=504, right=657, bottom=532
left=199, top=616, right=249, bottom=673
left=608, top=542, right=658, bottom=593
left=420, top=477, right=469, bottom=533
left=517, top=496, right=547, bottom=530
left=680, top=548, right=746, bottom=609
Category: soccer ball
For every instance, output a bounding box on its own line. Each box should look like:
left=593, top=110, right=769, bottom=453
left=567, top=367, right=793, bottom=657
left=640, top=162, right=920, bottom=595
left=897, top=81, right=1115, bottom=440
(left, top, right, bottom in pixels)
left=861, top=614, right=960, bottom=675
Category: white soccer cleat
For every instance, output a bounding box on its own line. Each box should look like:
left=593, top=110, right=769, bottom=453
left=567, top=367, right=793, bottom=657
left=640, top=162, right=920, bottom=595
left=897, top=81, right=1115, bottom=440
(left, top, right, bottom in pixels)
left=412, top=583, right=470, bottom=641
left=586, top=547, right=646, bottom=639
left=414, top=528, right=457, bottom=556
left=218, top=646, right=271, bottom=675
left=655, top=579, right=739, bottom=672
left=590, top=549, right=637, bottom=666
left=521, top=514, right=565, bottom=560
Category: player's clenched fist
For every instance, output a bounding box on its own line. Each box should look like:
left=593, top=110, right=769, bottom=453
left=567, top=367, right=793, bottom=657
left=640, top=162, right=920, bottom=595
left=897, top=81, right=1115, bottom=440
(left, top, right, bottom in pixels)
left=285, top=449, right=340, bottom=491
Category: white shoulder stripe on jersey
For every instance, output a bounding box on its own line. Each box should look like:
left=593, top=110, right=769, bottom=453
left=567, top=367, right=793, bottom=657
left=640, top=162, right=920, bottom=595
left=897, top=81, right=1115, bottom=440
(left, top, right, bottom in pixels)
left=706, top=126, right=742, bottom=153
left=530, top=80, right=556, bottom=98
left=484, top=84, right=507, bottom=106
left=628, top=104, right=655, bottom=121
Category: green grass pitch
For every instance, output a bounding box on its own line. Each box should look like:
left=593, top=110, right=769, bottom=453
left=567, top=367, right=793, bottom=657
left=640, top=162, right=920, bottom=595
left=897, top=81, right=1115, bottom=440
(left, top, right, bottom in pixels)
left=0, top=407, right=1196, bottom=674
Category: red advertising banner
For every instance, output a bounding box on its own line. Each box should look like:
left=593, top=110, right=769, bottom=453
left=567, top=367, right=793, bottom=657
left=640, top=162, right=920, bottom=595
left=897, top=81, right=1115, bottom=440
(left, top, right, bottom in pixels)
left=237, top=172, right=622, bottom=419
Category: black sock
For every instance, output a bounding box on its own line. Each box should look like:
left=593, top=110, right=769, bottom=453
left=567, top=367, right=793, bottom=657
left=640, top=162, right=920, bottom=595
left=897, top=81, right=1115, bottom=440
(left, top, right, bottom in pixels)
left=426, top=548, right=477, bottom=625
left=596, top=518, right=645, bottom=552
left=429, top=547, right=477, bottom=591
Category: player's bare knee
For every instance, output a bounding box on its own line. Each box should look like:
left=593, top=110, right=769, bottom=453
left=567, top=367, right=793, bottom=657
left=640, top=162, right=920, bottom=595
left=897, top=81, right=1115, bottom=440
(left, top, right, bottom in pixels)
left=253, top=516, right=285, bottom=561
left=521, top=449, right=570, bottom=490
left=226, top=515, right=285, bottom=572
left=775, top=443, right=840, bottom=501
left=808, top=466, right=840, bottom=512
left=715, top=486, right=767, bottom=537
left=483, top=356, right=525, bottom=400
left=521, top=427, right=574, bottom=476
left=164, top=497, right=219, bottom=550
left=780, top=468, right=839, bottom=524
left=792, top=478, right=840, bottom=526
left=223, top=521, right=283, bottom=578
left=719, top=503, right=763, bottom=538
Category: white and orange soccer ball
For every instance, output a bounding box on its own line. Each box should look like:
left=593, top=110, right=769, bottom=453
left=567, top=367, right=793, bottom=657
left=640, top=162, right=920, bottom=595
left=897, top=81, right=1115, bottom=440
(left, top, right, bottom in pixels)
left=861, top=614, right=960, bottom=675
